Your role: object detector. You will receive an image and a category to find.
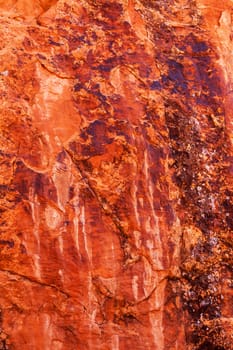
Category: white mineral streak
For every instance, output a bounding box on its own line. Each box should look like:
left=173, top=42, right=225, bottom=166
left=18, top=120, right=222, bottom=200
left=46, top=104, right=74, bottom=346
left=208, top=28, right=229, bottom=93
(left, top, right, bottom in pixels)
left=149, top=316, right=164, bottom=350
left=29, top=189, right=41, bottom=279
left=132, top=180, right=141, bottom=227
left=132, top=275, right=139, bottom=300
left=133, top=230, right=141, bottom=249
left=71, top=185, right=82, bottom=258
left=138, top=196, right=144, bottom=207
left=143, top=259, right=153, bottom=296
left=38, top=136, right=49, bottom=168
left=111, top=334, right=120, bottom=350
left=58, top=269, right=64, bottom=283
left=58, top=235, right=64, bottom=255
left=147, top=275, right=166, bottom=350
left=142, top=149, right=166, bottom=349
left=43, top=314, right=53, bottom=350
left=73, top=208, right=80, bottom=252
left=80, top=205, right=92, bottom=263
left=131, top=137, right=142, bottom=247
left=110, top=242, right=118, bottom=286
left=33, top=254, right=41, bottom=281
left=143, top=150, right=163, bottom=269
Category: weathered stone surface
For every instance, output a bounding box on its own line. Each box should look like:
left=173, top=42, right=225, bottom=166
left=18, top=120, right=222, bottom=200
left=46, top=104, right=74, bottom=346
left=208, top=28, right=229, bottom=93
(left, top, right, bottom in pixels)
left=0, top=1, right=232, bottom=349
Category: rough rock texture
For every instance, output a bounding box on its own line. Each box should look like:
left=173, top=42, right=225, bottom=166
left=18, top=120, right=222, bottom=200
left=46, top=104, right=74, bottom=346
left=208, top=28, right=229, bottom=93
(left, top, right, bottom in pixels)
left=0, top=1, right=232, bottom=349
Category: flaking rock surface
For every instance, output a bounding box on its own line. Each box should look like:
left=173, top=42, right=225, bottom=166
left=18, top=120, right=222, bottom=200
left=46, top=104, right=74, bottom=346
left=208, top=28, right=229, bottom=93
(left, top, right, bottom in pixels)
left=0, top=1, right=232, bottom=349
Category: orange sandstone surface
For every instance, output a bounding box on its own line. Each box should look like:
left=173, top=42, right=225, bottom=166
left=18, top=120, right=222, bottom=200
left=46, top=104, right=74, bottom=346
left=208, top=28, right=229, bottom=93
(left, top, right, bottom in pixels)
left=0, top=1, right=232, bottom=349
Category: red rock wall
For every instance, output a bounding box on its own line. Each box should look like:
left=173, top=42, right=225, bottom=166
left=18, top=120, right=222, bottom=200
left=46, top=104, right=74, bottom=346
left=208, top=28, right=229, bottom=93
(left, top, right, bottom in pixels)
left=0, top=1, right=232, bottom=349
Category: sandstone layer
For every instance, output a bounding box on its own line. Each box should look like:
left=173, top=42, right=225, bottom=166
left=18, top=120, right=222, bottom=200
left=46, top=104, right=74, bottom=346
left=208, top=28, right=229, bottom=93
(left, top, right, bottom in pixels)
left=0, top=1, right=232, bottom=349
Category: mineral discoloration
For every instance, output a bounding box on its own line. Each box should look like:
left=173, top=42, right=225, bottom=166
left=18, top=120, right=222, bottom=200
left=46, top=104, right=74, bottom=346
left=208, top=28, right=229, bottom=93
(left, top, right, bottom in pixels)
left=0, top=0, right=232, bottom=349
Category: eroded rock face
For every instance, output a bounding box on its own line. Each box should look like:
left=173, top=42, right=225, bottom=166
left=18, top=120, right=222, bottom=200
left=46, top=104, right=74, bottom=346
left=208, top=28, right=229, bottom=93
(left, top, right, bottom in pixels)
left=0, top=1, right=232, bottom=349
